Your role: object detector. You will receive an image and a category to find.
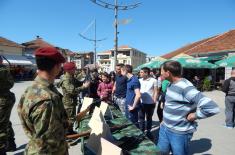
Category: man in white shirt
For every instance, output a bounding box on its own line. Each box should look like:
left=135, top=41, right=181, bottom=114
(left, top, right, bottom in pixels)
left=139, top=67, right=158, bottom=138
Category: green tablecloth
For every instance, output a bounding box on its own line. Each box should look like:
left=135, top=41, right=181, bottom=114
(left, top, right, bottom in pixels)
left=78, top=105, right=160, bottom=155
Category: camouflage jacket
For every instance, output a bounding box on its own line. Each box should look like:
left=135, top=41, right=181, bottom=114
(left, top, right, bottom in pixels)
left=18, top=76, right=68, bottom=155
left=59, top=72, right=84, bottom=107
left=0, top=64, right=14, bottom=93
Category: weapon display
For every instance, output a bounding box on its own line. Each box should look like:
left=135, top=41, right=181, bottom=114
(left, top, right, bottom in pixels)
left=66, top=123, right=132, bottom=140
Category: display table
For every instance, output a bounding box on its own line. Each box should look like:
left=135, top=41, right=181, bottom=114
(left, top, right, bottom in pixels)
left=78, top=105, right=160, bottom=155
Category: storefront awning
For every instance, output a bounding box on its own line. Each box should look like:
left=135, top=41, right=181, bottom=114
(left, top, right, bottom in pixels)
left=2, top=54, right=33, bottom=65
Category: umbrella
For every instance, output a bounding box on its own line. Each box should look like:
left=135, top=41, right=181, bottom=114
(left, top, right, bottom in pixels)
left=134, top=56, right=167, bottom=71
left=215, top=55, right=235, bottom=67
left=146, top=60, right=165, bottom=68
left=172, top=58, right=218, bottom=69
left=170, top=53, right=218, bottom=69
left=172, top=53, right=194, bottom=59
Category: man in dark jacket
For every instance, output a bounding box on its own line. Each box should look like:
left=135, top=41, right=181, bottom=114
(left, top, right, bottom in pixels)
left=222, top=69, right=235, bottom=129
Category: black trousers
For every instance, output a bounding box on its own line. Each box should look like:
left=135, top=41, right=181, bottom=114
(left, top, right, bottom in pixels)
left=139, top=103, right=156, bottom=132
left=157, top=101, right=163, bottom=123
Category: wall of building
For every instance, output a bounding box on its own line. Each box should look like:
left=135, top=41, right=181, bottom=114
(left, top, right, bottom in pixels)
left=130, top=49, right=146, bottom=68
left=0, top=45, right=23, bottom=55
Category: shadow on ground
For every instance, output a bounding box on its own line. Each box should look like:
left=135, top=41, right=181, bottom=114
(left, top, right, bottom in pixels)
left=189, top=138, right=212, bottom=155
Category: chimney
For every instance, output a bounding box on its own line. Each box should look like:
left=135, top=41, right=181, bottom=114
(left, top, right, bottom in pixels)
left=36, top=36, right=42, bottom=39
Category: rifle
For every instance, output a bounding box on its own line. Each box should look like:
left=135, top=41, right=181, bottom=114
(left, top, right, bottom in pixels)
left=66, top=123, right=132, bottom=140
left=76, top=98, right=101, bottom=123
left=76, top=105, right=91, bottom=123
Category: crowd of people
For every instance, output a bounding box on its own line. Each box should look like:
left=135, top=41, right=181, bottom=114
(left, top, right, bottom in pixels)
left=10, top=65, right=36, bottom=81
left=0, top=46, right=225, bottom=155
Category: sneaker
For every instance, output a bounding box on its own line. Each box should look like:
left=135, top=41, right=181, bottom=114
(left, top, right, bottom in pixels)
left=223, top=124, right=233, bottom=129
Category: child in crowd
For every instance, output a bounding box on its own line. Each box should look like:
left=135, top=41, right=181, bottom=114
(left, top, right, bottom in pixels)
left=97, top=72, right=113, bottom=104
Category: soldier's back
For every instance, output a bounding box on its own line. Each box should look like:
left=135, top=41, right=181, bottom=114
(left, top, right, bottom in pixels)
left=18, top=76, right=68, bottom=155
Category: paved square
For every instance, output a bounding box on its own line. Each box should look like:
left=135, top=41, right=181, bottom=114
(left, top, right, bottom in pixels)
left=7, top=81, right=235, bottom=155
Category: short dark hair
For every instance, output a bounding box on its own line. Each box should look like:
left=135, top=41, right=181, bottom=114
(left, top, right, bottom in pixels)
left=101, top=72, right=110, bottom=78
left=36, top=56, right=58, bottom=72
left=141, top=67, right=150, bottom=75
left=109, top=71, right=116, bottom=77
left=123, top=64, right=133, bottom=73
left=162, top=60, right=182, bottom=77
left=116, top=63, right=124, bottom=67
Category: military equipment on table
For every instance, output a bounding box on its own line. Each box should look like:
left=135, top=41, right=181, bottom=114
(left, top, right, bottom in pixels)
left=66, top=123, right=133, bottom=140
left=76, top=105, right=91, bottom=123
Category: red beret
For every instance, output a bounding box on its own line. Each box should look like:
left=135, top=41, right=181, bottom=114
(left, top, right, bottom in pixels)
left=34, top=46, right=66, bottom=63
left=63, top=62, right=76, bottom=71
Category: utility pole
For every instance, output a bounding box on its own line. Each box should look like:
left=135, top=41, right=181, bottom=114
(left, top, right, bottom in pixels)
left=79, top=19, right=106, bottom=68
left=89, top=0, right=140, bottom=70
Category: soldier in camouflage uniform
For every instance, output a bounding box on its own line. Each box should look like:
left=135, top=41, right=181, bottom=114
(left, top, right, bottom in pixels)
left=0, top=56, right=16, bottom=155
left=18, top=47, right=69, bottom=155
left=59, top=62, right=89, bottom=135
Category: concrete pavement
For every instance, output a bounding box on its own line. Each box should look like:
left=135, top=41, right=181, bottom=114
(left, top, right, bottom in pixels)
left=7, top=81, right=235, bottom=155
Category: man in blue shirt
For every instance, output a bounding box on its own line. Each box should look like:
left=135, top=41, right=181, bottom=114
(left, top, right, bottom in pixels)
left=112, top=63, right=127, bottom=115
left=121, top=65, right=141, bottom=126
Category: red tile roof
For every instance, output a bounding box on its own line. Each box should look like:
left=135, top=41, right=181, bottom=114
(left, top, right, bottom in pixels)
left=162, top=30, right=235, bottom=59
left=0, top=36, right=24, bottom=48
left=100, top=50, right=111, bottom=54
left=22, top=37, right=54, bottom=49
left=119, top=45, right=131, bottom=49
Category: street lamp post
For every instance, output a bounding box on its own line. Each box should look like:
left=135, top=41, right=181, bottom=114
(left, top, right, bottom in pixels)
left=89, top=0, right=140, bottom=70
left=79, top=19, right=106, bottom=68
left=114, top=0, right=118, bottom=69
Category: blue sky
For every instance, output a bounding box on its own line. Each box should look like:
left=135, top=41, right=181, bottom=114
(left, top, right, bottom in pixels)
left=1, top=0, right=235, bottom=56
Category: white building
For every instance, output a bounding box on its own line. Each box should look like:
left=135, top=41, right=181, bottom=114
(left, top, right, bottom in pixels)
left=97, top=50, right=112, bottom=73
left=98, top=45, right=146, bottom=72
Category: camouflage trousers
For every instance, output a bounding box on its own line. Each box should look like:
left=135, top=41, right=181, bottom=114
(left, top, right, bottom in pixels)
left=64, top=105, right=76, bottom=132
left=25, top=140, right=68, bottom=155
left=0, top=92, right=15, bottom=150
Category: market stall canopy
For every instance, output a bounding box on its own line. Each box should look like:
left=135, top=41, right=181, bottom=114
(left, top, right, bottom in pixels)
left=171, top=54, right=218, bottom=69
left=172, top=53, right=193, bottom=59
left=2, top=54, right=33, bottom=65
left=134, top=56, right=167, bottom=71
left=196, top=55, right=225, bottom=62
left=215, top=55, right=235, bottom=67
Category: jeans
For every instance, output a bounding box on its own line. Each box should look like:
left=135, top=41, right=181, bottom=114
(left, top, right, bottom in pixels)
left=157, top=124, right=193, bottom=155
left=139, top=103, right=155, bottom=132
left=114, top=96, right=126, bottom=116
left=125, top=104, right=139, bottom=127
left=225, top=96, right=235, bottom=127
